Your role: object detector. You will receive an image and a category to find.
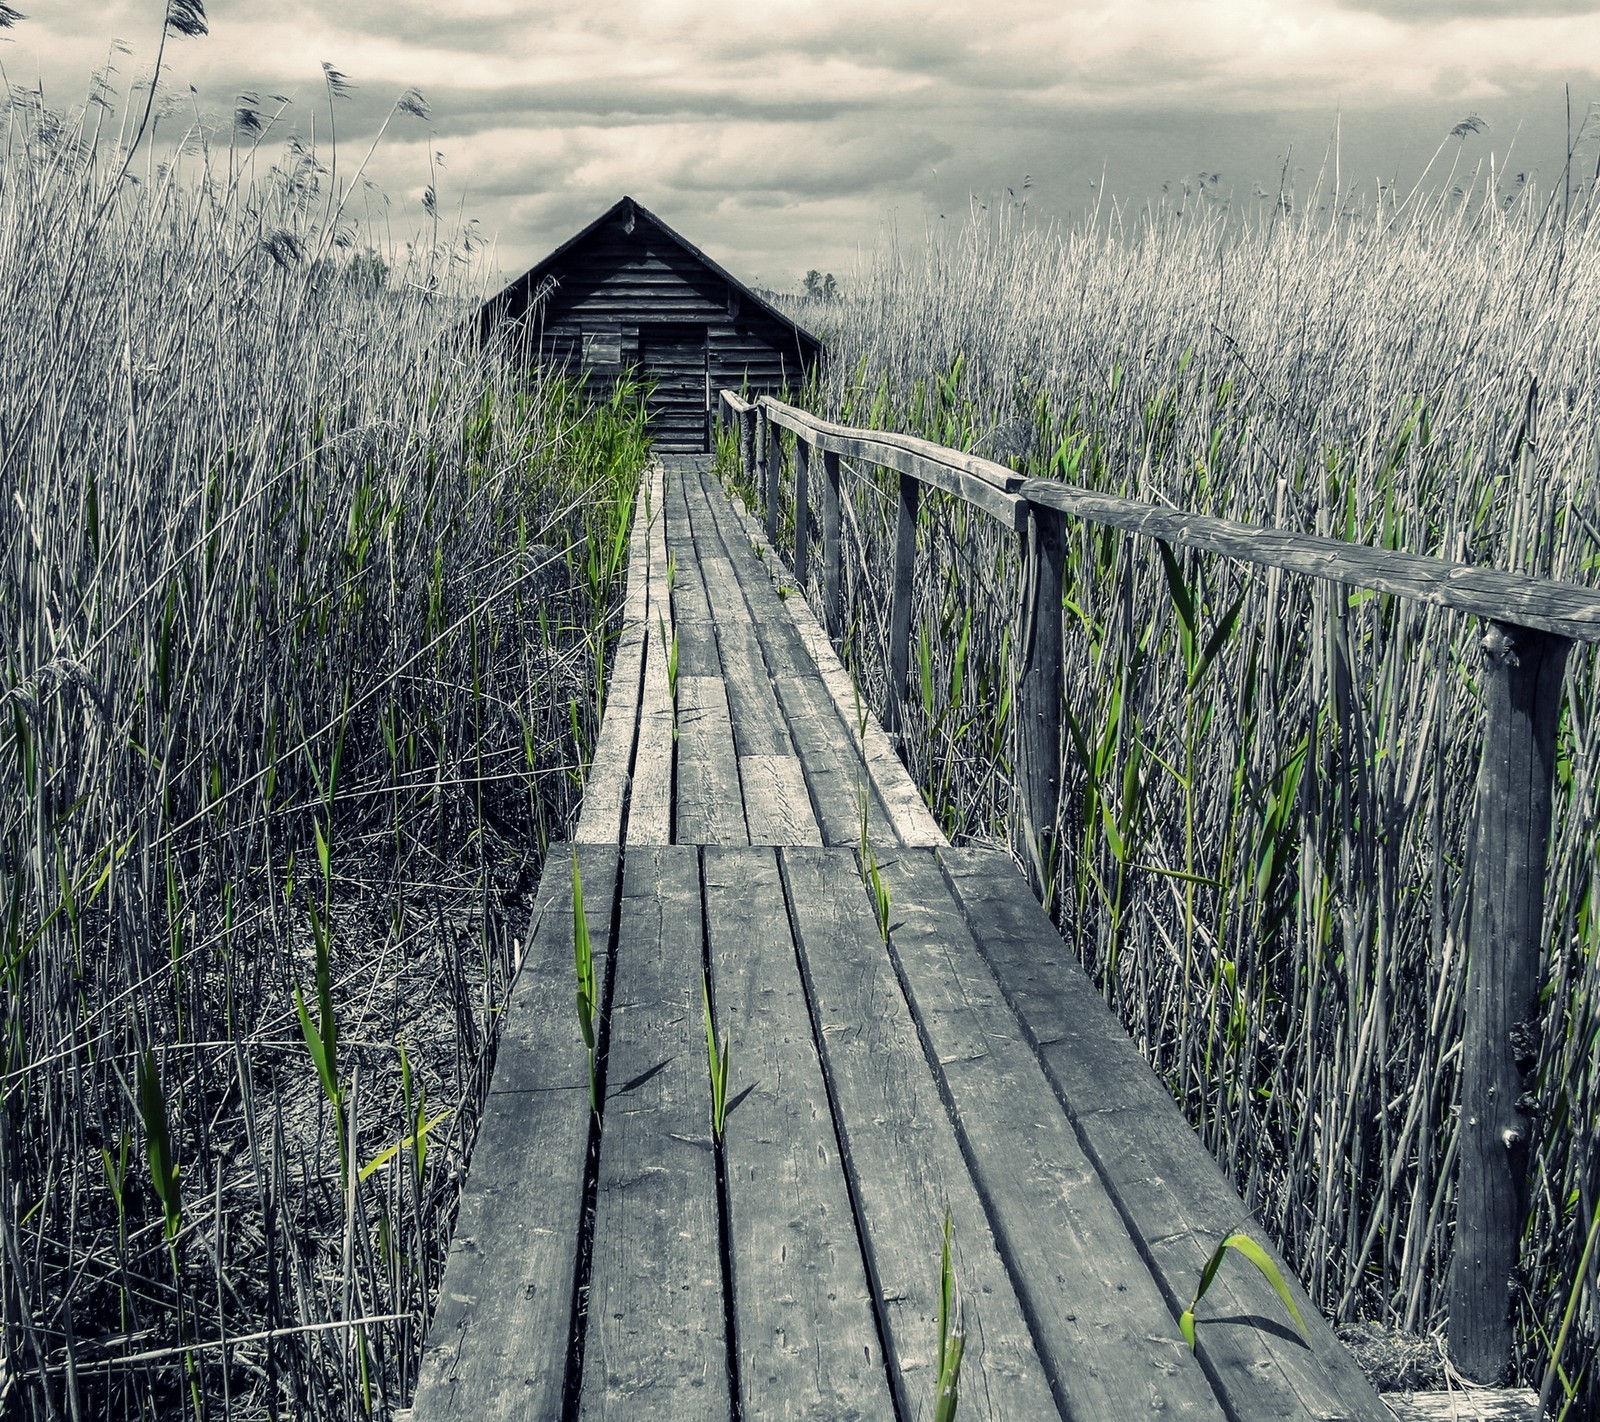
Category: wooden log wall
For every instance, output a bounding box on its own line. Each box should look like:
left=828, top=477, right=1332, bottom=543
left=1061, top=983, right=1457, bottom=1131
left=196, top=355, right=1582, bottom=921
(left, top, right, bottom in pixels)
left=720, top=387, right=1600, bottom=1386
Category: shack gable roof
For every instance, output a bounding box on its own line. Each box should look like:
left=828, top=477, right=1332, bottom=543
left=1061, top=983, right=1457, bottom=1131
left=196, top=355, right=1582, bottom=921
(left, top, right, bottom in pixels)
left=485, top=195, right=822, bottom=359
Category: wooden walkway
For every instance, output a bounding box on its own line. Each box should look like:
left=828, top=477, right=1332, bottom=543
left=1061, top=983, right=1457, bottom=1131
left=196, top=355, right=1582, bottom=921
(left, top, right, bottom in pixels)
left=409, top=457, right=1389, bottom=1421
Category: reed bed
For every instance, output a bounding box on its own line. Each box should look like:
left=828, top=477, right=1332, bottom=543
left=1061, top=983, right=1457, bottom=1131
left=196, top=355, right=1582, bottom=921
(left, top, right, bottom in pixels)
left=759, top=167, right=1600, bottom=1407
left=0, top=76, right=648, bottom=1421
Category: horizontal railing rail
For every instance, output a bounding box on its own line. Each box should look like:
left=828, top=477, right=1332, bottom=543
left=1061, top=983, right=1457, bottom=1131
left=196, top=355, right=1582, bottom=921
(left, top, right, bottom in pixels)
left=714, top=384, right=1596, bottom=1381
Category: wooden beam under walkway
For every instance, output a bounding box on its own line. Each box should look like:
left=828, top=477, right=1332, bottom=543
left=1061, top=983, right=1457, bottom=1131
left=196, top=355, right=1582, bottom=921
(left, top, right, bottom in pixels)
left=407, top=456, right=1388, bottom=1421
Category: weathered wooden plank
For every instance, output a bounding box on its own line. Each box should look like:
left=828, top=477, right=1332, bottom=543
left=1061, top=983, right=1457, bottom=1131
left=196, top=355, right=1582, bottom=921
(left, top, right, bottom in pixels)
left=1451, top=622, right=1572, bottom=1380
left=937, top=846, right=1392, bottom=1422
left=676, top=676, right=748, bottom=846
left=412, top=844, right=621, bottom=1421
left=574, top=621, right=645, bottom=845
left=1384, top=1391, right=1540, bottom=1420
left=779, top=846, right=1063, bottom=1422
left=627, top=619, right=676, bottom=845
left=886, top=471, right=920, bottom=733
left=714, top=617, right=793, bottom=758
left=758, top=399, right=1027, bottom=531
left=770, top=676, right=894, bottom=849
left=736, top=753, right=822, bottom=846
left=1021, top=479, right=1600, bottom=641
left=882, top=849, right=1227, bottom=1420
left=749, top=392, right=1600, bottom=637
left=703, top=847, right=896, bottom=1420
left=1015, top=503, right=1066, bottom=892
left=578, top=845, right=729, bottom=1420
left=792, top=439, right=812, bottom=591
left=716, top=474, right=946, bottom=848
left=664, top=473, right=713, bottom=625
left=821, top=449, right=843, bottom=640
left=674, top=617, right=722, bottom=678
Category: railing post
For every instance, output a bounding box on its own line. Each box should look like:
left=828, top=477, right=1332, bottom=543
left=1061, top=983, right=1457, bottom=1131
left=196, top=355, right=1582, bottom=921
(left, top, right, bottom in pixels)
left=822, top=450, right=843, bottom=641
left=886, top=471, right=920, bottom=733
left=1449, top=620, right=1572, bottom=1383
left=793, top=439, right=811, bottom=588
left=764, top=416, right=782, bottom=547
left=740, top=408, right=755, bottom=494
left=1016, top=503, right=1066, bottom=901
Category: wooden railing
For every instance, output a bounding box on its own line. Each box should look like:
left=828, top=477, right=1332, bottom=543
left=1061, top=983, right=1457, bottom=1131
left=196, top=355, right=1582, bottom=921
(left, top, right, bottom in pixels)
left=717, top=385, right=1600, bottom=1385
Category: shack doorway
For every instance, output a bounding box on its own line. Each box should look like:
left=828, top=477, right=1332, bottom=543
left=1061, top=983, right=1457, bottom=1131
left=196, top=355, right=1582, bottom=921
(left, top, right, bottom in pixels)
left=639, top=323, right=710, bottom=453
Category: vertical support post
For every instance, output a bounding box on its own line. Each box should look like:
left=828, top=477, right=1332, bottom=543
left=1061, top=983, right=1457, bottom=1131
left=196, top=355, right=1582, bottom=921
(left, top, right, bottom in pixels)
left=1449, top=619, right=1571, bottom=1383
left=822, top=450, right=843, bottom=642
left=886, top=470, right=920, bottom=733
left=793, top=439, right=811, bottom=588
left=1015, top=504, right=1067, bottom=901
left=764, top=415, right=781, bottom=547
left=739, top=408, right=755, bottom=494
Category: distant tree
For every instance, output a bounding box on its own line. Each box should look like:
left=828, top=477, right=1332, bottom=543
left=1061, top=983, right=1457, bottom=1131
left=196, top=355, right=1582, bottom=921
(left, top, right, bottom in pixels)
left=803, top=270, right=839, bottom=301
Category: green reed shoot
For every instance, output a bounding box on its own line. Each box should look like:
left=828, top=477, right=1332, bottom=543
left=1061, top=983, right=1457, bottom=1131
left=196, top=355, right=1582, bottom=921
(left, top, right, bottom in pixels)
left=935, top=1209, right=965, bottom=1422
left=573, top=854, right=599, bottom=1111
left=701, top=974, right=731, bottom=1142
left=857, top=784, right=891, bottom=941
left=1179, top=1231, right=1304, bottom=1352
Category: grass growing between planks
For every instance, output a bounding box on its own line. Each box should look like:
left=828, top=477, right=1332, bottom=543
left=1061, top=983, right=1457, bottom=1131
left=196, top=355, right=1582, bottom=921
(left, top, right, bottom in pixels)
left=765, top=155, right=1600, bottom=1406
left=0, top=50, right=650, bottom=1422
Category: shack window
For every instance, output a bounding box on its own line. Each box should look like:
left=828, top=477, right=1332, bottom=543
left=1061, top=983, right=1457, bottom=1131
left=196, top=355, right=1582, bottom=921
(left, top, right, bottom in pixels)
left=582, top=328, right=621, bottom=365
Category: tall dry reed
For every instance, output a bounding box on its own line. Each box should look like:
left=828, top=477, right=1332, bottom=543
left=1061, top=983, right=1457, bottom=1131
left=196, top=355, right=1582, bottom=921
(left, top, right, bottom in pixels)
left=774, top=158, right=1600, bottom=1407
left=0, top=62, right=648, bottom=1422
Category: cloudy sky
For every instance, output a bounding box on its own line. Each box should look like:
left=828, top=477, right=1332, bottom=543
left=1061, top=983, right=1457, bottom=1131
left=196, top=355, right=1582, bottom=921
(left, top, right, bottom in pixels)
left=7, top=1, right=1600, bottom=291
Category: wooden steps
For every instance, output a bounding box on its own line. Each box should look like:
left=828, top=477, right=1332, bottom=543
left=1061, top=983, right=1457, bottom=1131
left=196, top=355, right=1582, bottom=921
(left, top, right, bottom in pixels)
left=408, top=455, right=1390, bottom=1421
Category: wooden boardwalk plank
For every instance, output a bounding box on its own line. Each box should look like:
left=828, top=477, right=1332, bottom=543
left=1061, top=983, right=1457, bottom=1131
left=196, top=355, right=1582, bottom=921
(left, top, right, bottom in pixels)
left=676, top=676, right=747, bottom=846
left=736, top=753, right=822, bottom=847
left=714, top=618, right=793, bottom=758
left=574, top=622, right=646, bottom=846
left=771, top=675, right=895, bottom=848
left=881, top=849, right=1226, bottom=1420
left=579, top=845, right=730, bottom=1419
left=707, top=466, right=946, bottom=848
left=664, top=469, right=714, bottom=624
left=411, top=843, right=621, bottom=1420
left=704, top=846, right=896, bottom=1421
left=937, top=847, right=1391, bottom=1422
left=780, top=846, right=1063, bottom=1422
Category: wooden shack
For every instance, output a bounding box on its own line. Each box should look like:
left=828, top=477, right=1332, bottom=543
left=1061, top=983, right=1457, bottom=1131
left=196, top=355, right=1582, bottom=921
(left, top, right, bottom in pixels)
left=480, top=196, right=823, bottom=452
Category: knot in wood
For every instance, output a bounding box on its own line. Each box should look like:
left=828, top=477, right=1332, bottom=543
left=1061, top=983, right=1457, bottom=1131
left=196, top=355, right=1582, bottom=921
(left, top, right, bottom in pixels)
left=1480, top=622, right=1520, bottom=666
left=1508, top=1018, right=1539, bottom=1072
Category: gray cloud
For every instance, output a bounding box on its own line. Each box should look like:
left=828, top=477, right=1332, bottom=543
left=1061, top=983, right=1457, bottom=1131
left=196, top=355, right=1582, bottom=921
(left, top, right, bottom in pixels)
left=1337, top=0, right=1600, bottom=15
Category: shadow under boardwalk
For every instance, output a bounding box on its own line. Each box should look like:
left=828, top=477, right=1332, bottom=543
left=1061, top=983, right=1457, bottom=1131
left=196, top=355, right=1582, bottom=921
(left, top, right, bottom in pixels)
left=408, top=457, right=1388, bottom=1421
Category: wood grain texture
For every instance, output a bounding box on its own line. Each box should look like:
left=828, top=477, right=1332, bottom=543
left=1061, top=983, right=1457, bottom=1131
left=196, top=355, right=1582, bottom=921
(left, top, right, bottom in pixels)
left=758, top=398, right=1027, bottom=531
left=578, top=845, right=730, bottom=1420
left=1015, top=504, right=1066, bottom=891
left=574, top=622, right=645, bottom=846
left=1020, top=479, right=1600, bottom=640
left=715, top=467, right=946, bottom=848
left=676, top=676, right=748, bottom=846
left=744, top=392, right=1600, bottom=638
left=736, top=753, right=822, bottom=846
left=576, top=466, right=656, bottom=844
left=821, top=449, right=843, bottom=641
left=779, top=846, right=1063, bottom=1422
left=882, top=848, right=1227, bottom=1421
left=792, top=438, right=812, bottom=590
left=770, top=675, right=895, bottom=848
left=937, top=846, right=1391, bottom=1422
left=1384, top=1391, right=1540, bottom=1420
left=887, top=471, right=920, bottom=734
left=628, top=617, right=676, bottom=845
left=625, top=466, right=675, bottom=845
left=1450, top=623, right=1572, bottom=1381
left=411, top=844, right=621, bottom=1421
left=703, top=846, right=896, bottom=1421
